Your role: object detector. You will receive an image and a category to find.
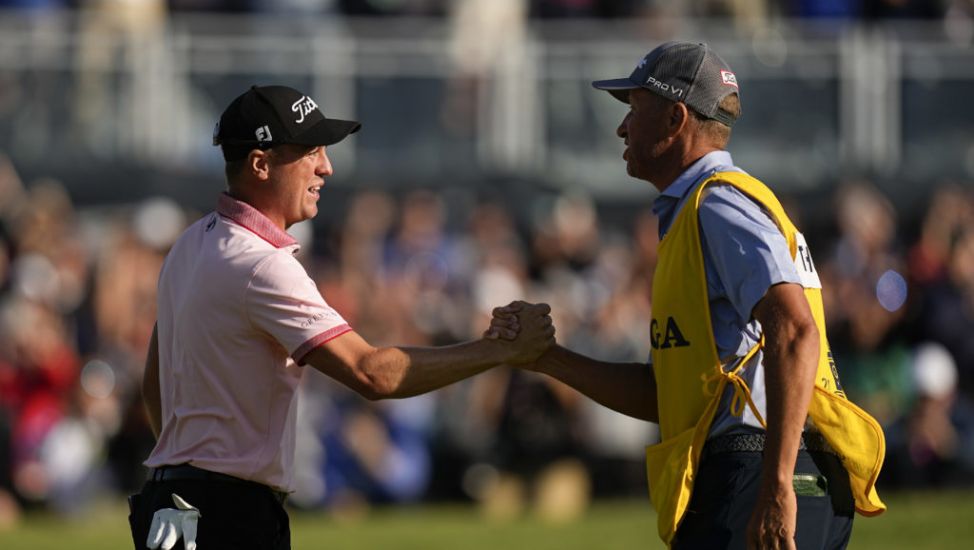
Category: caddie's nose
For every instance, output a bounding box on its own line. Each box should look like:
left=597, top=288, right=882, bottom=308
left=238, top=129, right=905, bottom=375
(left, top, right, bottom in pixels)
left=617, top=111, right=631, bottom=139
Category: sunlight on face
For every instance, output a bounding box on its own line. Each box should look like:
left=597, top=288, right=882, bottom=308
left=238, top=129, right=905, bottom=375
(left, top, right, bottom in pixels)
left=267, top=145, right=332, bottom=228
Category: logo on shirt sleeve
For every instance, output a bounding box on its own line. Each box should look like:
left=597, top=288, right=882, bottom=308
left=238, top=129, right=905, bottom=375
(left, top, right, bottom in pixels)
left=299, top=308, right=344, bottom=329
left=793, top=232, right=822, bottom=289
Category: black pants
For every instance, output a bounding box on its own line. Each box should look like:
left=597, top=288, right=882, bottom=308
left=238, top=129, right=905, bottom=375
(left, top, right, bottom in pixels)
left=128, top=477, right=290, bottom=550
left=673, top=450, right=855, bottom=550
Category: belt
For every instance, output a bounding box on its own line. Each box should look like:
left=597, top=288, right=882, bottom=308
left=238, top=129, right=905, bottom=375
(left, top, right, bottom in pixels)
left=703, top=432, right=837, bottom=460
left=151, top=464, right=288, bottom=504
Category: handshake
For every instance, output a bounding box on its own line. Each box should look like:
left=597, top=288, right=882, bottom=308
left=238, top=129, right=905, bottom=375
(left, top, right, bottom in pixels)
left=482, top=300, right=557, bottom=366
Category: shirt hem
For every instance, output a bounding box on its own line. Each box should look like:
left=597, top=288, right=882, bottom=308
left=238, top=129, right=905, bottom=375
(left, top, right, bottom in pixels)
left=292, top=324, right=353, bottom=365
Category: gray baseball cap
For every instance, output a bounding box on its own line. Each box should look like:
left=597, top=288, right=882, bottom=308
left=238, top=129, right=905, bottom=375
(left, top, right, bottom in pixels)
left=592, top=41, right=741, bottom=126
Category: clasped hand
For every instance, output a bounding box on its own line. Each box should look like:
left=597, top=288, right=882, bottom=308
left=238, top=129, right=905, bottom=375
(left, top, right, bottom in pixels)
left=483, top=300, right=556, bottom=365
left=146, top=493, right=202, bottom=550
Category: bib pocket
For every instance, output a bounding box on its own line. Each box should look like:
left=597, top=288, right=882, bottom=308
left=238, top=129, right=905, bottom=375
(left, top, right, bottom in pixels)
left=808, top=387, right=886, bottom=516
left=646, top=426, right=701, bottom=545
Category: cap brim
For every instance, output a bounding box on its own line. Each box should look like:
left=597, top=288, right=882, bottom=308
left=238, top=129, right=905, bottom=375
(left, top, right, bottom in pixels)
left=291, top=117, right=362, bottom=147
left=592, top=78, right=640, bottom=104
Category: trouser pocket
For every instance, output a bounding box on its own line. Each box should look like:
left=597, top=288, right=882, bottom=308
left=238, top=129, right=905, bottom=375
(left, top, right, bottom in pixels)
left=795, top=489, right=832, bottom=550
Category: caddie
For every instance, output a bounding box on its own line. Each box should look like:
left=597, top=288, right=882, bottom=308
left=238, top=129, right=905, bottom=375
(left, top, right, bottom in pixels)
left=490, top=41, right=886, bottom=549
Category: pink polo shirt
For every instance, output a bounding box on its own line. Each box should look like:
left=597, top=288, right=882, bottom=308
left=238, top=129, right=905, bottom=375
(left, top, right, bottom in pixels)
left=145, top=193, right=351, bottom=492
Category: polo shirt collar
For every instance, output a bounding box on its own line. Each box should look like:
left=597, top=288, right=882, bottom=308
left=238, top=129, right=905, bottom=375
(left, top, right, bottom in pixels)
left=661, top=150, right=735, bottom=201
left=217, top=193, right=298, bottom=249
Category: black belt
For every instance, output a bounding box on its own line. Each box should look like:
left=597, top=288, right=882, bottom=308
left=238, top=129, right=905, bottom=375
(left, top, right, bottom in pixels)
left=151, top=464, right=288, bottom=504
left=703, top=432, right=837, bottom=460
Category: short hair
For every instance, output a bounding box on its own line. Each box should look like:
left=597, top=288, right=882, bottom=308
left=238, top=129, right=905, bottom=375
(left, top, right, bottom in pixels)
left=223, top=144, right=316, bottom=185
left=691, top=93, right=739, bottom=149
left=224, top=157, right=249, bottom=184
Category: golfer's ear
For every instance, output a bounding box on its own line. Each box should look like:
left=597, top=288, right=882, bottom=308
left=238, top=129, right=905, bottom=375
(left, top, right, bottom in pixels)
left=249, top=149, right=271, bottom=181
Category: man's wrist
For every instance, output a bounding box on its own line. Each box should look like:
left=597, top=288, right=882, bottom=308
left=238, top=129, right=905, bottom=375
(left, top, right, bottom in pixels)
left=529, top=344, right=563, bottom=374
left=759, top=461, right=797, bottom=492
left=476, top=335, right=517, bottom=366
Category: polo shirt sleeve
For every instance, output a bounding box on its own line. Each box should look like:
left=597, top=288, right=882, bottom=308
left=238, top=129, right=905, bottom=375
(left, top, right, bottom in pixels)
left=698, top=184, right=802, bottom=321
left=247, top=251, right=352, bottom=365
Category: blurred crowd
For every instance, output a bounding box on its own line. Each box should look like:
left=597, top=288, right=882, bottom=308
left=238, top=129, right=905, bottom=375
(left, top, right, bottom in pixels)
left=1, top=149, right=974, bottom=530
left=1, top=0, right=972, bottom=21
left=0, top=0, right=969, bottom=542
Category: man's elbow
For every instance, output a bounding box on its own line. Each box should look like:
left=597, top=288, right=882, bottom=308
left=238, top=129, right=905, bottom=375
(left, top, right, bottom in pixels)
left=310, top=345, right=402, bottom=400
left=354, top=366, right=400, bottom=400
left=785, top=315, right=820, bottom=368
left=796, top=316, right=820, bottom=349
left=765, top=312, right=819, bottom=359
left=357, top=382, right=394, bottom=401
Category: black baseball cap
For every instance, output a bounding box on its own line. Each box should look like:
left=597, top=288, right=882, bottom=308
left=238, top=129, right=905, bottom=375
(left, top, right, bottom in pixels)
left=213, top=85, right=361, bottom=161
left=592, top=41, right=741, bottom=126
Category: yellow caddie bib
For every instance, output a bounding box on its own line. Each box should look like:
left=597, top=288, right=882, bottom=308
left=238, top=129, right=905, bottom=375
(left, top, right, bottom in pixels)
left=646, top=171, right=886, bottom=546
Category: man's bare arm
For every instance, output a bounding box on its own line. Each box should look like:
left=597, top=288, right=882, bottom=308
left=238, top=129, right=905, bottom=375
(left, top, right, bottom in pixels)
left=530, top=345, right=658, bottom=422
left=747, top=282, right=820, bottom=549
left=304, top=304, right=554, bottom=400
left=488, top=302, right=658, bottom=422
left=142, top=323, right=162, bottom=439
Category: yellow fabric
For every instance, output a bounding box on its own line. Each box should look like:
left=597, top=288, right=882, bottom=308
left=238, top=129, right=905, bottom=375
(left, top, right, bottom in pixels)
left=646, top=169, right=725, bottom=545
left=701, top=339, right=767, bottom=428
left=646, top=171, right=886, bottom=546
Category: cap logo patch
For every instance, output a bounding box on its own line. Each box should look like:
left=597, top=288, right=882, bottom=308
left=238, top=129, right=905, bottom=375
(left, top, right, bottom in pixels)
left=646, top=76, right=684, bottom=98
left=721, top=70, right=738, bottom=88
left=291, top=95, right=319, bottom=124
left=256, top=125, right=272, bottom=142
left=638, top=57, right=648, bottom=69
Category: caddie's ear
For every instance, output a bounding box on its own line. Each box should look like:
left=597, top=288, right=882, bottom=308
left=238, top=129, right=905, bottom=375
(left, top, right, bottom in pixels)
left=248, top=149, right=271, bottom=181
left=667, top=101, right=691, bottom=135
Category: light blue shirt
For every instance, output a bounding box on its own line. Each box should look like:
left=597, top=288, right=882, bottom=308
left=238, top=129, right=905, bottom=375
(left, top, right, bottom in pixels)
left=650, top=151, right=802, bottom=436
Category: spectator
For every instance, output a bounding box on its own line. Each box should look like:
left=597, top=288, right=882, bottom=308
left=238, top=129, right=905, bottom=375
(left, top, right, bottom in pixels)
left=882, top=342, right=974, bottom=488
left=822, top=182, right=912, bottom=424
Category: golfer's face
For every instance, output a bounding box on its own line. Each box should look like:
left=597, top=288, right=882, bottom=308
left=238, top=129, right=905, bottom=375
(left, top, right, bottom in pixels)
left=269, top=145, right=332, bottom=228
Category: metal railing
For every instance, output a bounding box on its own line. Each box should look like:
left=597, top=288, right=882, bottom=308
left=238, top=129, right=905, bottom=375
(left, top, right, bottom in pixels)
left=1, top=10, right=972, bottom=199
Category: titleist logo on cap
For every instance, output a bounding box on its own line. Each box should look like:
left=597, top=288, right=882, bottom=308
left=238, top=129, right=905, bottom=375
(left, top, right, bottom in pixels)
left=291, top=96, right=318, bottom=124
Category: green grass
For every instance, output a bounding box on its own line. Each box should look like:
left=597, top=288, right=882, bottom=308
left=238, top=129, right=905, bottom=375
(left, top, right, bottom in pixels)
left=1, top=491, right=972, bottom=549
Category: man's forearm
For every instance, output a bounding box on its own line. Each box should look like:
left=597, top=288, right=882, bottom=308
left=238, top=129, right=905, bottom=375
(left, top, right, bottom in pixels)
left=754, top=283, right=821, bottom=488
left=534, top=345, right=658, bottom=422
left=747, top=283, right=822, bottom=547
left=362, top=339, right=513, bottom=399
left=310, top=303, right=554, bottom=400
left=761, top=324, right=819, bottom=485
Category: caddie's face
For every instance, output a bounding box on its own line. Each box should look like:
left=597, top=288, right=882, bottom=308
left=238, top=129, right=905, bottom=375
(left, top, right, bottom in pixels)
left=617, top=88, right=669, bottom=182
left=268, top=144, right=332, bottom=228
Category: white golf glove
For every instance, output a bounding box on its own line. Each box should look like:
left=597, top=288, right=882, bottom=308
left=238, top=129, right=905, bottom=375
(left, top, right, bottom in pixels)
left=146, top=493, right=202, bottom=550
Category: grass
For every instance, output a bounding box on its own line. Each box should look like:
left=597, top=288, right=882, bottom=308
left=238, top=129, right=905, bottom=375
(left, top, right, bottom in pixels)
left=1, top=491, right=972, bottom=549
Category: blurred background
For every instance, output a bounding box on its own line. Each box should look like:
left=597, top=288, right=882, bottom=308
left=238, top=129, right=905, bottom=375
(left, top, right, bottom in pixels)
left=1, top=0, right=974, bottom=541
